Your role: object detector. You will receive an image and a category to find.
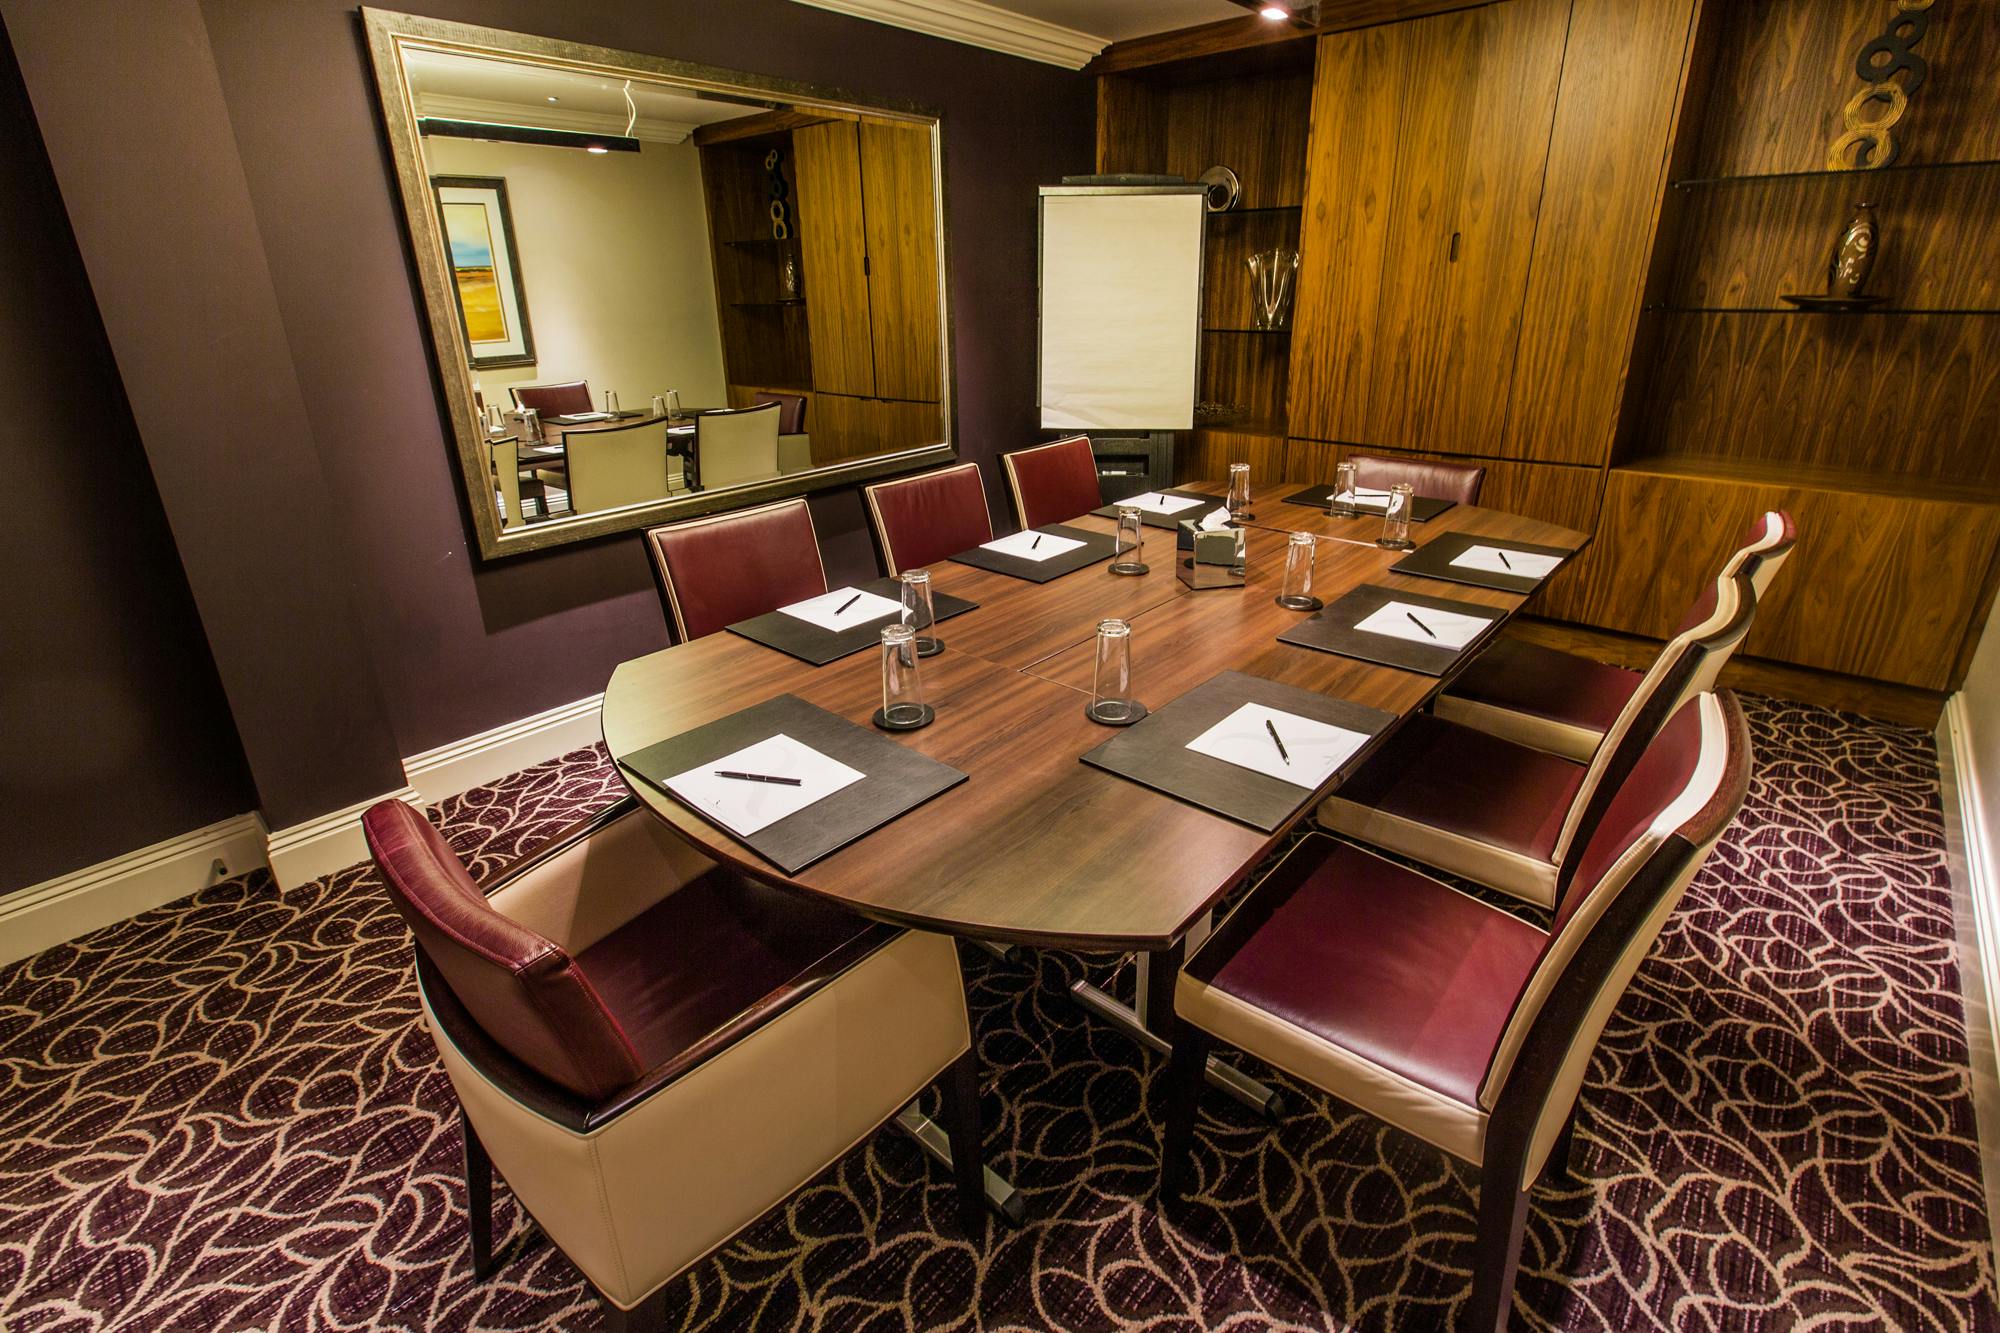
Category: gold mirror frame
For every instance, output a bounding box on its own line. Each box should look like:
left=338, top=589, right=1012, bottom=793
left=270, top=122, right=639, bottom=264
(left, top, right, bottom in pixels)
left=361, top=8, right=957, bottom=559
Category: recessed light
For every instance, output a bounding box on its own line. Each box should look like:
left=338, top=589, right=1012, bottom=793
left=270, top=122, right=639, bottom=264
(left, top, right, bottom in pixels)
left=1259, top=5, right=1288, bottom=17
left=546, top=95, right=560, bottom=103
left=586, top=145, right=609, bottom=154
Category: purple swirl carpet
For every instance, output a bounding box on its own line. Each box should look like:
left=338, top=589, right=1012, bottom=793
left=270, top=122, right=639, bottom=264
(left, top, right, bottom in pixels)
left=0, top=695, right=1992, bottom=1330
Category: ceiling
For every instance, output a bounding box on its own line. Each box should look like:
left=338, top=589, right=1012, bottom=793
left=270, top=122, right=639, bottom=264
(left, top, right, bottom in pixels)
left=403, top=49, right=764, bottom=145
left=788, top=0, right=1255, bottom=68
left=963, top=0, right=1249, bottom=42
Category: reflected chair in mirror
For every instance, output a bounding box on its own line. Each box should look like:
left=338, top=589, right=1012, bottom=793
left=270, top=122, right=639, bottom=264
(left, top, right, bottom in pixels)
left=563, top=419, right=679, bottom=515
left=510, top=380, right=594, bottom=417
left=1318, top=570, right=1755, bottom=909
left=863, top=461, right=994, bottom=576
left=1435, top=512, right=1796, bottom=760
left=492, top=437, right=569, bottom=525
left=644, top=497, right=828, bottom=641
left=492, top=439, right=524, bottom=531
left=694, top=402, right=782, bottom=491
left=362, top=797, right=988, bottom=1333
left=753, top=391, right=807, bottom=434
left=1162, top=690, right=1751, bottom=1333
left=1000, top=435, right=1102, bottom=530
left=1346, top=453, right=1486, bottom=505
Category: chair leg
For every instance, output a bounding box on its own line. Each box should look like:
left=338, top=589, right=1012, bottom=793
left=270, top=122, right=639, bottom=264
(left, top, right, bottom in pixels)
left=600, top=1289, right=669, bottom=1333
left=460, top=1104, right=495, bottom=1279
left=1158, top=1026, right=1210, bottom=1199
left=938, top=1046, right=988, bottom=1240
left=1540, top=1101, right=1583, bottom=1189
left=1463, top=1161, right=1533, bottom=1333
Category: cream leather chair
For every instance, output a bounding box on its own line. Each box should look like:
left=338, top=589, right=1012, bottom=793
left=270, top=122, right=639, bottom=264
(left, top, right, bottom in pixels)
left=695, top=402, right=782, bottom=490
left=362, top=798, right=987, bottom=1333
left=778, top=432, right=813, bottom=474
left=492, top=439, right=523, bottom=529
left=564, top=419, right=677, bottom=515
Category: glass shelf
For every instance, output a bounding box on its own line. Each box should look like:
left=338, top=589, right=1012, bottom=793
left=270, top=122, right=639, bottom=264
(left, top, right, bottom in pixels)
left=1203, top=326, right=1292, bottom=334
left=723, top=236, right=794, bottom=247
left=729, top=299, right=807, bottom=308
left=1206, top=205, right=1303, bottom=219
left=1672, top=158, right=2000, bottom=189
left=1645, top=303, right=2000, bottom=316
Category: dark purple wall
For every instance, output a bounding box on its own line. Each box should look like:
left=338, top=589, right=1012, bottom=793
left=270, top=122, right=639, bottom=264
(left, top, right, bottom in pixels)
left=0, top=26, right=255, bottom=890
left=5, top=0, right=1091, bottom=829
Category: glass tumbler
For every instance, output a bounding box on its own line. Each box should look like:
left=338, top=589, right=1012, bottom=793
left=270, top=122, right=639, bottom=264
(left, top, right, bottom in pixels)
left=1086, top=619, right=1145, bottom=726
left=1226, top=462, right=1255, bottom=521
left=664, top=388, right=683, bottom=422
left=900, top=568, right=942, bottom=657
left=1332, top=459, right=1360, bottom=518
left=874, top=624, right=933, bottom=730
left=1378, top=482, right=1416, bottom=550
left=1277, top=531, right=1322, bottom=611
left=518, top=406, right=541, bottom=444
left=650, top=394, right=668, bottom=418
left=1110, top=505, right=1148, bottom=576
left=484, top=403, right=505, bottom=433
left=604, top=389, right=621, bottom=415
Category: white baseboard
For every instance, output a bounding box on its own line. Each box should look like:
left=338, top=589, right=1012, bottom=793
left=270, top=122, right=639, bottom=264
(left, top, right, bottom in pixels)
left=402, top=692, right=604, bottom=806
left=265, top=787, right=422, bottom=890
left=1937, top=693, right=2000, bottom=1252
left=0, top=814, right=268, bottom=968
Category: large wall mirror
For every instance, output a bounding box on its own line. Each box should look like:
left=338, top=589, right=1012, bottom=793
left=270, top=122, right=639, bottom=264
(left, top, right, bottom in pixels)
left=362, top=9, right=955, bottom=558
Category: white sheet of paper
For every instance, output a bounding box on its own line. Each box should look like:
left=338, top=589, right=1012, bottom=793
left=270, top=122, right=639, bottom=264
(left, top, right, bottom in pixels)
left=1184, top=703, right=1371, bottom=790
left=777, top=586, right=903, bottom=632
left=665, top=734, right=864, bottom=837
left=982, top=529, right=1085, bottom=562
left=1333, top=487, right=1395, bottom=510
left=1450, top=545, right=1563, bottom=579
left=1124, top=491, right=1206, bottom=516
left=1198, top=506, right=1233, bottom=531
left=562, top=411, right=613, bottom=422
left=1352, top=600, right=1494, bottom=650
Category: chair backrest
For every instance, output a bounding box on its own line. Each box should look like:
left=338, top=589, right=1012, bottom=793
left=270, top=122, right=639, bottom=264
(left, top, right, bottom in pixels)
left=564, top=419, right=673, bottom=515
left=511, top=380, right=593, bottom=416
left=1348, top=453, right=1486, bottom=505
left=753, top=391, right=807, bottom=435
left=1549, top=570, right=1756, bottom=889
left=697, top=402, right=783, bottom=490
left=362, top=800, right=644, bottom=1100
left=644, top=497, right=828, bottom=640
left=778, top=433, right=813, bottom=475
left=1477, top=689, right=1750, bottom=1181
left=1001, top=435, right=1103, bottom=530
left=492, top=439, right=523, bottom=529
left=1672, top=510, right=1799, bottom=634
left=863, top=461, right=994, bottom=575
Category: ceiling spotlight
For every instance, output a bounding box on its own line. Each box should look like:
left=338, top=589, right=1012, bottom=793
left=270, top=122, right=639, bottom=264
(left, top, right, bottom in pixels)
left=1259, top=5, right=1287, bottom=16
left=586, top=145, right=609, bottom=154
left=546, top=95, right=560, bottom=103
left=1224, top=0, right=1317, bottom=26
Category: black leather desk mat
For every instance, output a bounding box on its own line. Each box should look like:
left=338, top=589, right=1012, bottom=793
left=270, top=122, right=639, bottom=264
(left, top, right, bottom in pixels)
left=727, top=578, right=977, bottom=666
left=1080, top=670, right=1395, bottom=832
left=1278, top=583, right=1504, bottom=677
left=1389, top=530, right=1575, bottom=595
left=948, top=524, right=1117, bottom=583
left=1280, top=483, right=1456, bottom=522
left=619, top=694, right=967, bottom=874
left=1092, top=489, right=1222, bottom=531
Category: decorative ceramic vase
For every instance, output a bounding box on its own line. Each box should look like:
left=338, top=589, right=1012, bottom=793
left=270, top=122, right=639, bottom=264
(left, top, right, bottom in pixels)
left=1248, top=249, right=1300, bottom=331
left=1826, top=203, right=1878, bottom=298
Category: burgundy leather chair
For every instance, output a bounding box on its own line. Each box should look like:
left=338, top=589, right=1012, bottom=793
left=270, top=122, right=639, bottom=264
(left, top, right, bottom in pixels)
left=1436, top=511, right=1796, bottom=760
left=364, top=797, right=985, bottom=1333
left=643, top=498, right=827, bottom=641
left=510, top=380, right=594, bottom=417
left=863, top=461, right=994, bottom=575
left=752, top=391, right=807, bottom=435
left=1347, top=453, right=1486, bottom=504
left=1319, top=569, right=1756, bottom=909
left=1164, top=689, right=1751, bottom=1332
left=1000, top=435, right=1103, bottom=530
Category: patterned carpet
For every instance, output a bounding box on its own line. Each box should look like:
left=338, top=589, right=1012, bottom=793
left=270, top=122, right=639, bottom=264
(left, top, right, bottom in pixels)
left=0, top=695, right=1993, bottom=1331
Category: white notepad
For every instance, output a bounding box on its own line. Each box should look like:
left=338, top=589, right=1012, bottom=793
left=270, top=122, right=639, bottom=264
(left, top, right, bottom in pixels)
left=1123, top=491, right=1206, bottom=516
left=981, top=529, right=1085, bottom=562
left=1184, top=703, right=1371, bottom=790
left=664, top=734, right=864, bottom=837
left=1352, top=600, right=1494, bottom=650
left=1332, top=487, right=1395, bottom=510
left=777, top=587, right=903, bottom=632
left=1450, top=545, right=1563, bottom=579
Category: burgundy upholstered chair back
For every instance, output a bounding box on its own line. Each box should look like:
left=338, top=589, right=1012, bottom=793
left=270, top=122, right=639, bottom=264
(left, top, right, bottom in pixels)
left=1001, top=436, right=1103, bottom=530
left=644, top=497, right=827, bottom=641
left=753, top=392, right=807, bottom=435
left=363, top=800, right=644, bottom=1100
left=863, top=462, right=994, bottom=575
left=511, top=381, right=593, bottom=416
left=1348, top=454, right=1486, bottom=505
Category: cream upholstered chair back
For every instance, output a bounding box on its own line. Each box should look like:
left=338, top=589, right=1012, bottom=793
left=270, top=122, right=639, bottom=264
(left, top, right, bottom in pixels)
left=564, top=419, right=675, bottom=515
left=697, top=402, right=782, bottom=490
left=491, top=439, right=524, bottom=529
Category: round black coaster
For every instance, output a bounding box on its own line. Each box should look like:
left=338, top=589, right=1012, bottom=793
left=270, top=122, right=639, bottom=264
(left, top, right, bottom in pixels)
left=1376, top=537, right=1416, bottom=551
left=1085, top=700, right=1148, bottom=727
left=1275, top=594, right=1323, bottom=612
left=873, top=704, right=935, bottom=731
left=1109, top=560, right=1149, bottom=576
left=914, top=636, right=943, bottom=658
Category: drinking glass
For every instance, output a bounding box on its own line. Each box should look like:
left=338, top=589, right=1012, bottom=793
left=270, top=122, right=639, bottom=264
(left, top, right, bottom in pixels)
left=484, top=403, right=505, bottom=433
left=1086, top=619, right=1145, bottom=725
left=1110, top=505, right=1148, bottom=575
left=664, top=389, right=683, bottom=422
left=1226, top=462, right=1255, bottom=521
left=1332, top=459, right=1360, bottom=518
left=604, top=389, right=621, bottom=415
left=650, top=394, right=668, bottom=419
left=1377, top=482, right=1416, bottom=550
left=900, top=568, right=942, bottom=657
left=1277, top=531, right=1322, bottom=610
left=875, top=623, right=933, bottom=730
left=517, top=406, right=541, bottom=444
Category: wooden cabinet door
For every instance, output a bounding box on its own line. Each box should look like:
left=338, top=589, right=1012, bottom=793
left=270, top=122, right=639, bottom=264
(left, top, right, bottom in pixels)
left=859, top=120, right=942, bottom=403
left=793, top=120, right=877, bottom=397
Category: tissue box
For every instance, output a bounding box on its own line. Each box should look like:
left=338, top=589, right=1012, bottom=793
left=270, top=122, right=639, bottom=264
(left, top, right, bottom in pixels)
left=1178, top=528, right=1246, bottom=590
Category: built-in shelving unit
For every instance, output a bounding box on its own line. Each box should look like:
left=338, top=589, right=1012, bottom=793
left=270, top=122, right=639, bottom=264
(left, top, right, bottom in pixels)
left=1644, top=304, right=2000, bottom=315
left=1672, top=157, right=2000, bottom=189
left=698, top=131, right=813, bottom=393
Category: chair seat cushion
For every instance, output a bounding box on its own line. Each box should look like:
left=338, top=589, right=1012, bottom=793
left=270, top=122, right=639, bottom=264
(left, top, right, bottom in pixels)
left=577, top=869, right=897, bottom=1081
left=1317, top=715, right=1585, bottom=906
left=1434, top=637, right=1639, bottom=761
left=1179, top=838, right=1545, bottom=1160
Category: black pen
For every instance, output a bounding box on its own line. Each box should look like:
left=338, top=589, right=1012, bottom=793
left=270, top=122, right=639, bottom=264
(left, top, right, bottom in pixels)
left=1406, top=611, right=1437, bottom=639
left=714, top=770, right=804, bottom=786
left=1264, top=719, right=1290, bottom=764
left=836, top=593, right=861, bottom=614
left=1496, top=549, right=1513, bottom=570
left=1032, top=533, right=1044, bottom=549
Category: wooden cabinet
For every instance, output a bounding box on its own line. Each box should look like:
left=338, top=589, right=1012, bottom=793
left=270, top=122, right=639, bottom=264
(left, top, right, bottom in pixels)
left=792, top=120, right=877, bottom=398
left=811, top=393, right=942, bottom=465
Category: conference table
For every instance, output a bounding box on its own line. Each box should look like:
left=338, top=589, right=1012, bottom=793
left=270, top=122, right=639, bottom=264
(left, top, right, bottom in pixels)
left=599, top=477, right=1587, bottom=1215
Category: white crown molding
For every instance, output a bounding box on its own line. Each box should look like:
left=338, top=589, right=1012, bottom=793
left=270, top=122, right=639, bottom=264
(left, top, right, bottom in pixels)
left=788, top=0, right=1109, bottom=69
left=265, top=788, right=423, bottom=891
left=0, top=814, right=268, bottom=968
left=404, top=692, right=605, bottom=807
left=414, top=93, right=698, bottom=145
